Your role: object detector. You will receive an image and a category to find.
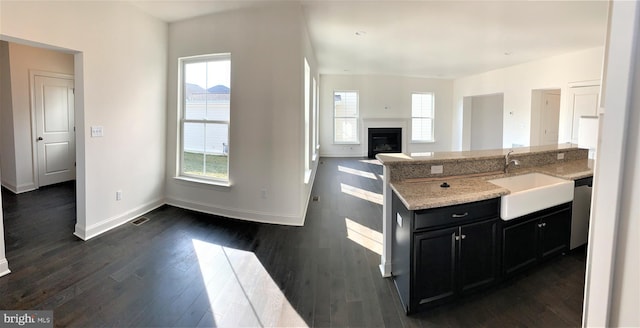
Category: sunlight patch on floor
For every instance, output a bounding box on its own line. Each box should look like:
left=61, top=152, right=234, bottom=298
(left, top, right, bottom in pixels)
left=358, top=159, right=382, bottom=166
left=192, top=239, right=307, bottom=327
left=340, top=183, right=383, bottom=205
left=338, top=165, right=378, bottom=180
left=345, top=218, right=383, bottom=255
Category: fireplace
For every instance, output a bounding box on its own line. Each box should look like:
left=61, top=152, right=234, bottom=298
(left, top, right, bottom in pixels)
left=368, top=128, right=402, bottom=158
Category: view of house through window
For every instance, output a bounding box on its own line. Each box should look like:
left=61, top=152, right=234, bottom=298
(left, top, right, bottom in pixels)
left=411, top=92, right=435, bottom=142
left=334, top=91, right=359, bottom=143
left=180, top=54, right=231, bottom=181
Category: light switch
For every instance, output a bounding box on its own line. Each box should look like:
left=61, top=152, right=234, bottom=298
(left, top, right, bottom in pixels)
left=91, top=126, right=104, bottom=137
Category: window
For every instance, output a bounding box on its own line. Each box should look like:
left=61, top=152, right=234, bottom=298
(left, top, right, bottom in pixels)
left=304, top=58, right=311, bottom=181
left=179, top=54, right=231, bottom=182
left=312, top=77, right=318, bottom=159
left=334, top=91, right=359, bottom=143
left=411, top=92, right=435, bottom=142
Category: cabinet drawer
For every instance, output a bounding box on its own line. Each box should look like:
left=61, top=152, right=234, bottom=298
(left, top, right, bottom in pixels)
left=414, top=198, right=499, bottom=230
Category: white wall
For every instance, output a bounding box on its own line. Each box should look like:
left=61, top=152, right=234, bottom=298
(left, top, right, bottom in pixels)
left=583, top=0, right=640, bottom=327
left=0, top=41, right=16, bottom=192
left=584, top=1, right=639, bottom=325
left=319, top=75, right=454, bottom=157
left=453, top=47, right=605, bottom=150
left=469, top=94, right=504, bottom=150
left=610, top=46, right=640, bottom=325
left=165, top=3, right=318, bottom=226
left=1, top=42, right=74, bottom=193
left=1, top=1, right=168, bottom=239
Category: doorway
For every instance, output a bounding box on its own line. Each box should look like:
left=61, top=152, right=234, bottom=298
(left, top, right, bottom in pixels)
left=31, top=72, right=76, bottom=187
left=530, top=89, right=561, bottom=146
left=468, top=93, right=504, bottom=151
left=0, top=39, right=83, bottom=269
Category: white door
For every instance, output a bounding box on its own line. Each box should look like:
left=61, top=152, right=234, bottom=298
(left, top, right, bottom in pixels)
left=568, top=85, right=600, bottom=144
left=540, top=92, right=561, bottom=145
left=34, top=75, right=75, bottom=187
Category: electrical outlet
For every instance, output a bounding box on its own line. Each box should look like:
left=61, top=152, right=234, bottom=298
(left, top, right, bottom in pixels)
left=431, top=165, right=444, bottom=174
left=557, top=153, right=565, bottom=160
left=116, top=190, right=122, bottom=201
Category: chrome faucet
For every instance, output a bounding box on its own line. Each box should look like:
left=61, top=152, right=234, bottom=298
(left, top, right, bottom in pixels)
left=504, top=150, right=520, bottom=173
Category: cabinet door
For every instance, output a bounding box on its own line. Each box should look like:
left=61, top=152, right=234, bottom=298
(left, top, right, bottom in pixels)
left=502, top=218, right=539, bottom=276
left=539, top=207, right=572, bottom=260
left=459, top=219, right=499, bottom=294
left=414, top=227, right=458, bottom=307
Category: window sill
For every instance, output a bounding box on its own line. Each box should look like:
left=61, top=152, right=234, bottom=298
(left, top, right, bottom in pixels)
left=333, top=142, right=360, bottom=145
left=304, top=169, right=312, bottom=184
left=410, top=140, right=436, bottom=144
left=174, top=176, right=231, bottom=188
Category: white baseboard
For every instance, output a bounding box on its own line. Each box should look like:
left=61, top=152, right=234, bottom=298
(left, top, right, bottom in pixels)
left=1, top=180, right=37, bottom=194
left=0, top=258, right=10, bottom=278
left=166, top=197, right=303, bottom=227
left=379, top=262, right=392, bottom=278
left=74, top=198, right=165, bottom=240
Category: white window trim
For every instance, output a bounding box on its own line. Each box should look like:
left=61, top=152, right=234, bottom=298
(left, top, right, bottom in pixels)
left=411, top=92, right=435, bottom=143
left=333, top=90, right=360, bottom=144
left=177, top=53, right=231, bottom=185
left=312, top=77, right=318, bottom=162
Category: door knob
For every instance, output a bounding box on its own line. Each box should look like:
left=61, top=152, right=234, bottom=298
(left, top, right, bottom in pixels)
left=37, top=137, right=43, bottom=141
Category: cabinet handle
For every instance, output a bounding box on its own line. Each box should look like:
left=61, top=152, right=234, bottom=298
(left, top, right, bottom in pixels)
left=455, top=235, right=460, bottom=241
left=451, top=212, right=469, bottom=218
left=461, top=234, right=466, bottom=239
left=542, top=222, right=547, bottom=227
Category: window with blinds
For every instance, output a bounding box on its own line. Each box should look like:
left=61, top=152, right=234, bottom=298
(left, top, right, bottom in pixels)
left=411, top=93, right=435, bottom=142
left=334, top=91, right=359, bottom=144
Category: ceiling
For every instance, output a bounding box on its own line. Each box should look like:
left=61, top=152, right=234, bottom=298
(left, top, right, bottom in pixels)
left=130, top=0, right=609, bottom=79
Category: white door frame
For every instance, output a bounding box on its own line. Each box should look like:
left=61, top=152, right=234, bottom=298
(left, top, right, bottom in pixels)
left=29, top=70, right=75, bottom=189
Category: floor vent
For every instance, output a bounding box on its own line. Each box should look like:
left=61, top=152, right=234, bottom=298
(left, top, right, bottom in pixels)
left=312, top=196, right=319, bottom=202
left=131, top=216, right=150, bottom=226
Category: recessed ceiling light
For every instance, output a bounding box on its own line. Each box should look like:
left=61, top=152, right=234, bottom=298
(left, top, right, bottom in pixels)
left=504, top=51, right=513, bottom=56
left=355, top=31, right=366, bottom=36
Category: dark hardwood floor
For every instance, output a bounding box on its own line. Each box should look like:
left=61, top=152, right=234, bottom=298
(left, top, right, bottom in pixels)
left=0, top=158, right=586, bottom=327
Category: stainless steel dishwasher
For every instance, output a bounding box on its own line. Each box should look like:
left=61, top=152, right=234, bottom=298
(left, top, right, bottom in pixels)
left=571, top=176, right=593, bottom=249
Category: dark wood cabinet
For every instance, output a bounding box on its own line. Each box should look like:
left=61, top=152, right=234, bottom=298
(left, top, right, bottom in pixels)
left=502, top=203, right=572, bottom=277
left=413, top=227, right=458, bottom=306
left=392, top=192, right=500, bottom=313
left=459, top=219, right=500, bottom=293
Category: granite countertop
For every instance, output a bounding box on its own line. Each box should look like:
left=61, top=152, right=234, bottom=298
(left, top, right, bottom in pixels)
left=391, top=159, right=594, bottom=211
left=377, top=144, right=580, bottom=165
left=533, top=159, right=594, bottom=180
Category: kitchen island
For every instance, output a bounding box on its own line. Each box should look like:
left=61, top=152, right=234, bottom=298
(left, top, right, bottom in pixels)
left=376, top=144, right=593, bottom=314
